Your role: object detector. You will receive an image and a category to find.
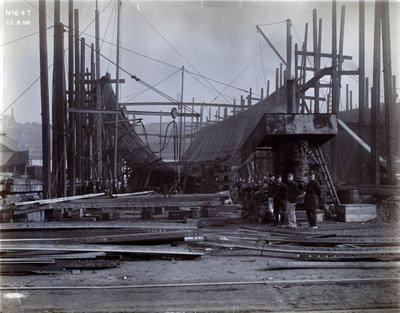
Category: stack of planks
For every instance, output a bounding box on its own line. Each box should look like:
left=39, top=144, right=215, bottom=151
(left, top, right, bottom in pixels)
left=0, top=175, right=43, bottom=222
left=7, top=192, right=228, bottom=223
left=0, top=223, right=204, bottom=274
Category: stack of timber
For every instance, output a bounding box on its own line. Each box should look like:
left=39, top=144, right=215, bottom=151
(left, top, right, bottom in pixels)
left=0, top=223, right=204, bottom=274
left=0, top=175, right=42, bottom=204
left=7, top=192, right=229, bottom=223
left=0, top=174, right=43, bottom=222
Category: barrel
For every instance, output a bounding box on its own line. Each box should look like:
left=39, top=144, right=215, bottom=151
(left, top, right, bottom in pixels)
left=337, top=189, right=361, bottom=204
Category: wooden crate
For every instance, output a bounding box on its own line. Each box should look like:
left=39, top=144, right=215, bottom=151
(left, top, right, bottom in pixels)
left=336, top=204, right=377, bottom=222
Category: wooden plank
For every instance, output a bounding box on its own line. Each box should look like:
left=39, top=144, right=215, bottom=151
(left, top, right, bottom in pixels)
left=14, top=193, right=105, bottom=207
left=0, top=231, right=200, bottom=245
left=112, top=191, right=154, bottom=197
left=0, top=221, right=199, bottom=231
left=0, top=258, right=55, bottom=264
left=0, top=258, right=120, bottom=273
left=14, top=193, right=223, bottom=211
left=0, top=243, right=204, bottom=257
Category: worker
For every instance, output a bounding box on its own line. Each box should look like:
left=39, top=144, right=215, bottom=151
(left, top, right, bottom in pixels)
left=273, top=175, right=287, bottom=226
left=303, top=173, right=321, bottom=229
left=286, top=173, right=300, bottom=229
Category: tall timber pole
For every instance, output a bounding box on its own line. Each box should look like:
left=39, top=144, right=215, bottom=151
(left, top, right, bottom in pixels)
left=371, top=0, right=381, bottom=185
left=358, top=0, right=365, bottom=137
left=74, top=9, right=81, bottom=185
left=286, top=19, right=292, bottom=81
left=313, top=9, right=319, bottom=113
left=68, top=0, right=75, bottom=195
left=358, top=0, right=365, bottom=183
left=380, top=0, right=395, bottom=185
left=113, top=0, right=121, bottom=184
left=53, top=0, right=66, bottom=196
left=332, top=0, right=338, bottom=114
left=331, top=0, right=338, bottom=177
left=39, top=0, right=51, bottom=199
left=95, top=1, right=102, bottom=179
left=179, top=66, right=185, bottom=161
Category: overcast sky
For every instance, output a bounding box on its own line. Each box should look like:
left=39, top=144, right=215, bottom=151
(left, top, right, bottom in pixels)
left=1, top=0, right=399, bottom=124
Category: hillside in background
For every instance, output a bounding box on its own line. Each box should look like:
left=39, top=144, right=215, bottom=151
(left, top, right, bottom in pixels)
left=0, top=116, right=196, bottom=164
left=1, top=114, right=42, bottom=164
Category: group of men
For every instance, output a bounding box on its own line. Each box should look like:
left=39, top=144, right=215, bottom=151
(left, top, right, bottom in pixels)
left=268, top=172, right=321, bottom=229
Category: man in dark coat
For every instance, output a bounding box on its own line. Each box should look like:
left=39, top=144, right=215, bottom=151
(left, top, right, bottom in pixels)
left=273, top=175, right=287, bottom=226
left=303, top=173, right=321, bottom=228
left=286, top=173, right=300, bottom=229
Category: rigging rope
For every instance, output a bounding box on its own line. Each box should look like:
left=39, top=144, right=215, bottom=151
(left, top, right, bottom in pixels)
left=126, top=0, right=232, bottom=104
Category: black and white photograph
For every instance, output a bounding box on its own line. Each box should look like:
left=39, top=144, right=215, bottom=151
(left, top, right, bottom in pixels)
left=0, top=0, right=399, bottom=312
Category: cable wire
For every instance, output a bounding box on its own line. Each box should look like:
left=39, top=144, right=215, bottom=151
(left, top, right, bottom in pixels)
left=126, top=0, right=232, bottom=104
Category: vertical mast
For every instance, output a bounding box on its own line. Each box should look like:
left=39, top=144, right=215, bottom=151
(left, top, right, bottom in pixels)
left=95, top=0, right=102, bottom=179
left=371, top=0, right=381, bottom=185
left=39, top=0, right=51, bottom=198
left=68, top=0, right=75, bottom=195
left=381, top=0, right=395, bottom=184
left=113, top=0, right=121, bottom=184
left=53, top=0, right=66, bottom=196
left=286, top=19, right=292, bottom=81
left=74, top=9, right=81, bottom=185
left=331, top=0, right=338, bottom=114
left=358, top=0, right=365, bottom=183
left=179, top=66, right=185, bottom=161
left=358, top=0, right=365, bottom=138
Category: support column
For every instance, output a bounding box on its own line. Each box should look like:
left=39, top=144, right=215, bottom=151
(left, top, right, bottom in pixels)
left=52, top=0, right=66, bottom=196
left=95, top=4, right=103, bottom=179
left=39, top=0, right=51, bottom=198
left=380, top=0, right=395, bottom=184
left=371, top=0, right=381, bottom=185
left=68, top=0, right=75, bottom=195
left=358, top=0, right=366, bottom=183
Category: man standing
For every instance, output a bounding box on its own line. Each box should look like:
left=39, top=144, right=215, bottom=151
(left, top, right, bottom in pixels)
left=286, top=173, right=300, bottom=229
left=303, top=173, right=321, bottom=228
left=273, top=175, right=287, bottom=226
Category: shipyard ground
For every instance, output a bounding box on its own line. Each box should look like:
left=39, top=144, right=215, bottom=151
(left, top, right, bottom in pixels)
left=1, top=218, right=400, bottom=313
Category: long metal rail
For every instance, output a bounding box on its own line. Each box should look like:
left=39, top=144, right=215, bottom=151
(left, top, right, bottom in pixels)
left=1, top=277, right=399, bottom=290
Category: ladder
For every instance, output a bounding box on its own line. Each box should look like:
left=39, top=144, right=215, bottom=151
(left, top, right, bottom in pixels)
left=311, top=145, right=340, bottom=204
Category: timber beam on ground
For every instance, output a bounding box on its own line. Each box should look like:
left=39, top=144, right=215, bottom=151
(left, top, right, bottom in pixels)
left=0, top=243, right=204, bottom=258
left=0, top=258, right=121, bottom=273
left=0, top=230, right=203, bottom=245
left=0, top=221, right=199, bottom=231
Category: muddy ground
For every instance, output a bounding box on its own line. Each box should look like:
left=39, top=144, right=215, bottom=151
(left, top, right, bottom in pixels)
left=1, top=219, right=400, bottom=313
